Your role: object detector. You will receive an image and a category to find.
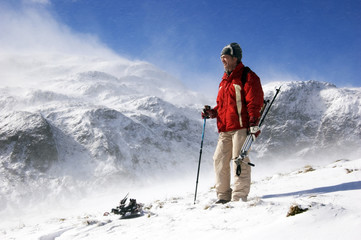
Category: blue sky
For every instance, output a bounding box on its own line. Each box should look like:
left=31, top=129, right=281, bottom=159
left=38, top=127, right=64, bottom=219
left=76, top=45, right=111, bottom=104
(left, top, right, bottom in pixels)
left=1, top=0, right=360, bottom=90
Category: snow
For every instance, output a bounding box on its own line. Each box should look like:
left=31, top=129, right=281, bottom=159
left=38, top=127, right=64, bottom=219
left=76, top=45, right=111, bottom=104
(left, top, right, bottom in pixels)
left=0, top=53, right=360, bottom=240
left=1, top=51, right=360, bottom=240
left=1, top=159, right=360, bottom=240
left=1, top=6, right=360, bottom=239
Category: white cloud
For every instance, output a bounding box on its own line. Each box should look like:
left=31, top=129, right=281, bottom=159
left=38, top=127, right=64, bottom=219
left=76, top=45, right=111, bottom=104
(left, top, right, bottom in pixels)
left=0, top=5, right=114, bottom=56
left=0, top=4, right=125, bottom=87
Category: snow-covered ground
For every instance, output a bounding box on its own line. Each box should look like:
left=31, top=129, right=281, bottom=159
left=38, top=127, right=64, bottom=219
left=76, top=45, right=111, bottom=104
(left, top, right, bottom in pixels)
left=2, top=158, right=360, bottom=240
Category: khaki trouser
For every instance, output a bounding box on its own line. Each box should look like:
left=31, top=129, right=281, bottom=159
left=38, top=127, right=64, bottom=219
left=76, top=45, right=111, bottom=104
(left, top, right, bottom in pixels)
left=213, top=129, right=251, bottom=201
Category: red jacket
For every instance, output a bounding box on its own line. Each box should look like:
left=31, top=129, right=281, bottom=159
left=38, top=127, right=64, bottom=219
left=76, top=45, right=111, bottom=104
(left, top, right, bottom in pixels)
left=214, top=62, right=264, bottom=132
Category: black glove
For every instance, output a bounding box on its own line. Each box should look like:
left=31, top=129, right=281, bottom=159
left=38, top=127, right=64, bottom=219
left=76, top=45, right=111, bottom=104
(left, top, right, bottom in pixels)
left=202, top=105, right=217, bottom=119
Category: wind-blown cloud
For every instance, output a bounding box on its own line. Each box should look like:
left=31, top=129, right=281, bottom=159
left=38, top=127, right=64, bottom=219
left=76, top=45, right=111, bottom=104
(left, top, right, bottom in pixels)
left=0, top=3, right=114, bottom=56
left=0, top=2, right=127, bottom=86
left=0, top=1, right=197, bottom=107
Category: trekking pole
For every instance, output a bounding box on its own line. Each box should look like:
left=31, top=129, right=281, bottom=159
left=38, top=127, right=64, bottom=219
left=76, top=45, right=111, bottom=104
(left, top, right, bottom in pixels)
left=194, top=117, right=207, bottom=204
left=259, top=86, right=281, bottom=127
left=234, top=86, right=281, bottom=176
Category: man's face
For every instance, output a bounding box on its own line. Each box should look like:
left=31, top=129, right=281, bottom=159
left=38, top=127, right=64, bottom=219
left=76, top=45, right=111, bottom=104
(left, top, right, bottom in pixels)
left=220, top=54, right=238, bottom=72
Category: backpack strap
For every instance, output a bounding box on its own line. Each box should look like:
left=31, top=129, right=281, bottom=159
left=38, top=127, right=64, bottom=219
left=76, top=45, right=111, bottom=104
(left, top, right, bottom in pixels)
left=241, top=66, right=251, bottom=86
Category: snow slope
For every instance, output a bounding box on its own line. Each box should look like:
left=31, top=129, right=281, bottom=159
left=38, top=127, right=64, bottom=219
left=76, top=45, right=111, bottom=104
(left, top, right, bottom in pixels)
left=1, top=158, right=360, bottom=240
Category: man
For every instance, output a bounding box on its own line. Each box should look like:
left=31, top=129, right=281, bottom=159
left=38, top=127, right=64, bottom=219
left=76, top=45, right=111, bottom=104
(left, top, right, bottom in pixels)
left=202, top=43, right=264, bottom=203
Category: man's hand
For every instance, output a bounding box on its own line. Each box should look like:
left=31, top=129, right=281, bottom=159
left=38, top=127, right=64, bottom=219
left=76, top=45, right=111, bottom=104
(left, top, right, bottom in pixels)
left=202, top=105, right=217, bottom=119
left=249, top=116, right=261, bottom=139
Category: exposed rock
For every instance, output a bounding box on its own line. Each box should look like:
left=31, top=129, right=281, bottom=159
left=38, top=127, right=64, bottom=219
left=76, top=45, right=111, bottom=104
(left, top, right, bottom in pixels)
left=0, top=111, right=58, bottom=173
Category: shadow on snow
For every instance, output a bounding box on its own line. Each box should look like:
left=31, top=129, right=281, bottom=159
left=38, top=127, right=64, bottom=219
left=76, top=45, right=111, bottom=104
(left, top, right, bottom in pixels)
left=262, top=181, right=361, bottom=199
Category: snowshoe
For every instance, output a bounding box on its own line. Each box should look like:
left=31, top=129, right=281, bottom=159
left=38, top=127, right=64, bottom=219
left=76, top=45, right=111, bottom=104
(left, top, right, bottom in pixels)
left=110, top=194, right=144, bottom=219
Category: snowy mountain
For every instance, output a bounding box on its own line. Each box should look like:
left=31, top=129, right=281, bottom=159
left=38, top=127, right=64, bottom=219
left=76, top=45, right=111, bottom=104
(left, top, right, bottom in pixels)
left=0, top=55, right=218, bottom=212
left=256, top=81, right=361, bottom=162
left=0, top=54, right=360, bottom=218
